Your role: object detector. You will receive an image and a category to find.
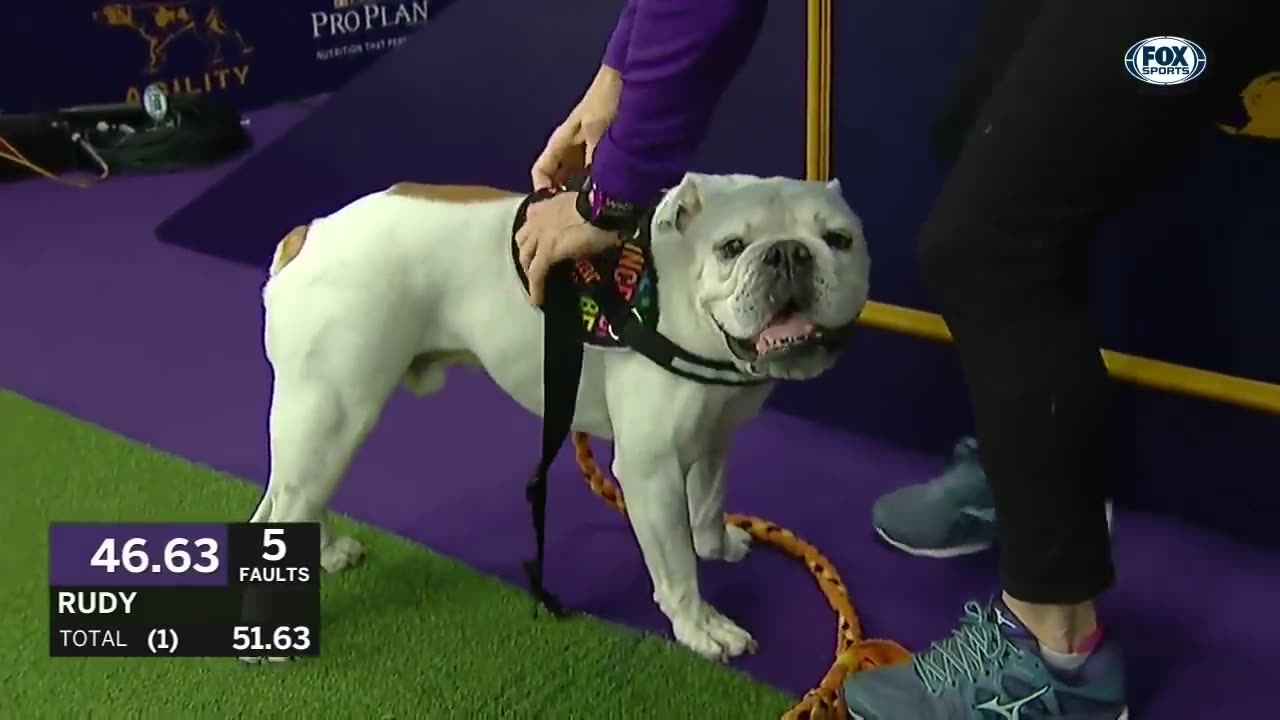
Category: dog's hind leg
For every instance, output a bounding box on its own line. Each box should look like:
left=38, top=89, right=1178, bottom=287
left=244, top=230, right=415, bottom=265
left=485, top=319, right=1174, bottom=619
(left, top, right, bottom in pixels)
left=257, top=374, right=384, bottom=574
left=256, top=287, right=416, bottom=573
left=240, top=368, right=388, bottom=665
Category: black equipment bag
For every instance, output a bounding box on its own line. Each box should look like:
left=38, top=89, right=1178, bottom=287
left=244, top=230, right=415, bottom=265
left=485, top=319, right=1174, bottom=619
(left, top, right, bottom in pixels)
left=0, top=92, right=252, bottom=182
left=63, top=93, right=253, bottom=175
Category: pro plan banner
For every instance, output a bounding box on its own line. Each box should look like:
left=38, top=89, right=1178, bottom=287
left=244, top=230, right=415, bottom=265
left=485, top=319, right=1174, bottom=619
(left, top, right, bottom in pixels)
left=2, top=0, right=441, bottom=114
left=310, top=0, right=429, bottom=63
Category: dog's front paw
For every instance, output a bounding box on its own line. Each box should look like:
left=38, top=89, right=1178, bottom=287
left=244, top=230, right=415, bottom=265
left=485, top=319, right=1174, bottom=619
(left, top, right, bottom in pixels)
left=321, top=535, right=366, bottom=573
left=670, top=602, right=757, bottom=661
left=694, top=524, right=753, bottom=563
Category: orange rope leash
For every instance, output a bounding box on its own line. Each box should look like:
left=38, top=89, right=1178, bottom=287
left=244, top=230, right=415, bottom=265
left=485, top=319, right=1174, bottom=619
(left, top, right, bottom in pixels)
left=0, top=135, right=100, bottom=189
left=571, top=432, right=911, bottom=720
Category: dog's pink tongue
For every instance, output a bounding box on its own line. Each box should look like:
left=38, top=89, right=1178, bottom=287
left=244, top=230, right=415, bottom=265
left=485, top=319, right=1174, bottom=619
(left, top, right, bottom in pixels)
left=754, top=314, right=816, bottom=354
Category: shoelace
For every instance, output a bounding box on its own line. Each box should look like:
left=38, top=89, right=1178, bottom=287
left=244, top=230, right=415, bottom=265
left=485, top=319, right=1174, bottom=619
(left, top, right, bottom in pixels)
left=912, top=601, right=1020, bottom=694
left=951, top=436, right=979, bottom=466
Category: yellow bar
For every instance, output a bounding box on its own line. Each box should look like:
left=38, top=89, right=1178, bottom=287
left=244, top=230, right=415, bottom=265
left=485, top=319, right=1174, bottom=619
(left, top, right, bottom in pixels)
left=805, top=0, right=825, bottom=181
left=819, top=0, right=832, bottom=179
left=859, top=301, right=1280, bottom=416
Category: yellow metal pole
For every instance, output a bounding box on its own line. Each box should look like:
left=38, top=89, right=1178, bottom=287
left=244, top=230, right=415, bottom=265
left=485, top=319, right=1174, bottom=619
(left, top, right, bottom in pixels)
left=805, top=0, right=826, bottom=181
left=859, top=300, right=1280, bottom=416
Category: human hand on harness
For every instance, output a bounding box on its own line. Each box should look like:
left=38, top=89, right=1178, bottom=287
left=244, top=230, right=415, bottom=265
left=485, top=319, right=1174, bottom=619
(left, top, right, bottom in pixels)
left=515, top=191, right=620, bottom=306
left=530, top=65, right=622, bottom=190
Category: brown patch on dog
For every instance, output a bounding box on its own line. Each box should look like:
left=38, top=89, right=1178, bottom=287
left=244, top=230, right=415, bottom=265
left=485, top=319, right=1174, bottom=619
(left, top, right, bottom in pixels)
left=270, top=224, right=310, bottom=276
left=386, top=183, right=520, bottom=204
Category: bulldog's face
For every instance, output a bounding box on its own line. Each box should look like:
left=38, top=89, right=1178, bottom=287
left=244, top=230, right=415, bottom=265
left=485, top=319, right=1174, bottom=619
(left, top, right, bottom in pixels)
left=660, top=174, right=869, bottom=381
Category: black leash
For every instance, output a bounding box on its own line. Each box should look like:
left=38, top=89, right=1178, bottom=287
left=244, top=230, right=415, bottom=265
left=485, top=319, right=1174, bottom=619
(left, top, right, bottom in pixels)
left=515, top=189, right=579, bottom=617
left=523, top=259, right=582, bottom=617
left=511, top=181, right=777, bottom=619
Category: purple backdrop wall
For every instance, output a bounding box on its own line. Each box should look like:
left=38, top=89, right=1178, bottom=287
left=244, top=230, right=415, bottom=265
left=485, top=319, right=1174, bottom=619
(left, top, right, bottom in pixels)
left=154, top=0, right=807, bottom=266
left=1, top=0, right=439, bottom=114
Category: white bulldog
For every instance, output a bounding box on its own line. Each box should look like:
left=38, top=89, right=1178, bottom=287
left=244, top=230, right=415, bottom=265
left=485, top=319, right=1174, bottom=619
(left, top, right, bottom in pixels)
left=252, top=173, right=869, bottom=661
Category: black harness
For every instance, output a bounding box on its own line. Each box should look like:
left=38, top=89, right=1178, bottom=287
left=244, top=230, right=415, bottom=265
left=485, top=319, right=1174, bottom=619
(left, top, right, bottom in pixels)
left=510, top=183, right=769, bottom=616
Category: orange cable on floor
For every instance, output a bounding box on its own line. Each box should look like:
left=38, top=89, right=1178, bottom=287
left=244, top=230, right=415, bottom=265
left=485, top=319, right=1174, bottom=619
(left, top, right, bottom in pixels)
left=571, top=432, right=911, bottom=720
left=0, top=135, right=103, bottom=189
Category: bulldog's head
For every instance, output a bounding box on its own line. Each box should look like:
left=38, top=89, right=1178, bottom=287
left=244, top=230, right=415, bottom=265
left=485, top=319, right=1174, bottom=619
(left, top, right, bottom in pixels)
left=655, top=173, right=869, bottom=381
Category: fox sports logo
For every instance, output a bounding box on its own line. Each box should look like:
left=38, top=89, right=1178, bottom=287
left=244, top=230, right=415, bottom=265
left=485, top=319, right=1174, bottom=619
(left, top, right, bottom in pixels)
left=1125, top=36, right=1207, bottom=85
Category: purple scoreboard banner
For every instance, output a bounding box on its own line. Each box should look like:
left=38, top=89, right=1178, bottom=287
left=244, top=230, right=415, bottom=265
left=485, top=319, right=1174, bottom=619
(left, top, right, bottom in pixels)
left=0, top=0, right=452, bottom=114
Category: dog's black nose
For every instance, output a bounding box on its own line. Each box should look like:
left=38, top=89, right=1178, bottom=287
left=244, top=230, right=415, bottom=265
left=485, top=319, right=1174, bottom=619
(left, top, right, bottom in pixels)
left=788, top=242, right=812, bottom=266
left=765, top=240, right=812, bottom=273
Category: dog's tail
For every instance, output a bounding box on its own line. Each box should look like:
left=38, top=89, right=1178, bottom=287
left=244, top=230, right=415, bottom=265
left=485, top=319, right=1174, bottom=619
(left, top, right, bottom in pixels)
left=269, top=223, right=310, bottom=277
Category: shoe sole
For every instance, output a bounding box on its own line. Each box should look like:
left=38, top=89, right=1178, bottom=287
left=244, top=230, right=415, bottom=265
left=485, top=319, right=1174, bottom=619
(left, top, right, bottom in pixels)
left=848, top=703, right=1128, bottom=719
left=874, top=503, right=1114, bottom=559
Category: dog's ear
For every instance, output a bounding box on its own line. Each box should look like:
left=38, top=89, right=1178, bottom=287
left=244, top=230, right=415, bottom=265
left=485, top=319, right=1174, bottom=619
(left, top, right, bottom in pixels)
left=825, top=178, right=843, bottom=194
left=657, top=174, right=704, bottom=234
left=674, top=185, right=703, bottom=233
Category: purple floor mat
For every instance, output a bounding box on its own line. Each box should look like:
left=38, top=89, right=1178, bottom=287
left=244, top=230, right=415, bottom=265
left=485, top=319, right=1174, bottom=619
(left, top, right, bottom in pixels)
left=3, top=104, right=1279, bottom=716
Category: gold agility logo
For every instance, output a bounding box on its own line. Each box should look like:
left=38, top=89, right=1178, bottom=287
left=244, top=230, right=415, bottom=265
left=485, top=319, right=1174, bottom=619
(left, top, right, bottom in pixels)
left=1218, top=72, right=1280, bottom=140
left=93, top=1, right=254, bottom=104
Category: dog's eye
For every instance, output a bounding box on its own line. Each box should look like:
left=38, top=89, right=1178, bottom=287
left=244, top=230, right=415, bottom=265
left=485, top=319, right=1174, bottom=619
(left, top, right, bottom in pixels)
left=718, top=237, right=747, bottom=259
left=823, top=231, right=854, bottom=251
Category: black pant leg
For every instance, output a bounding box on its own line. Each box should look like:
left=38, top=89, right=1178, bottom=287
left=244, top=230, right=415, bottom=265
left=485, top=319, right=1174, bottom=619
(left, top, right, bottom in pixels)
left=930, top=0, right=1047, bottom=165
left=918, top=0, right=1273, bottom=604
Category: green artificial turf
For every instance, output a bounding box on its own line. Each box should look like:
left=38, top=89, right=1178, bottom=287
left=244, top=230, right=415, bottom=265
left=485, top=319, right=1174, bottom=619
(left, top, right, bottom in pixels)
left=0, top=389, right=792, bottom=718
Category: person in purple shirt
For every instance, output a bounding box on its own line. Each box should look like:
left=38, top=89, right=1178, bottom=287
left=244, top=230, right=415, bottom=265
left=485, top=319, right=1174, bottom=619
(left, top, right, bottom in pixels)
left=516, top=1, right=1273, bottom=717
left=516, top=0, right=765, bottom=305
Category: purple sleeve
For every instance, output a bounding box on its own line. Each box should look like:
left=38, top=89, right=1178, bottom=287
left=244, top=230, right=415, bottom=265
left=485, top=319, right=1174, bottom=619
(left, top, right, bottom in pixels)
left=602, top=1, right=638, bottom=70
left=590, top=0, right=768, bottom=206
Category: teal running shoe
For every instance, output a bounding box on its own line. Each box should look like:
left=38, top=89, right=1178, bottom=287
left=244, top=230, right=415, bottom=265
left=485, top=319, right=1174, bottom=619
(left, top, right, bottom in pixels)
left=873, top=437, right=996, bottom=557
left=873, top=437, right=1112, bottom=558
left=842, top=598, right=1128, bottom=719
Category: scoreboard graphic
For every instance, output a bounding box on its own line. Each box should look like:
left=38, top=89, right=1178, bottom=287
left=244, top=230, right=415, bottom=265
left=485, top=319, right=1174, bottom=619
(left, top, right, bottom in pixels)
left=48, top=522, right=321, bottom=657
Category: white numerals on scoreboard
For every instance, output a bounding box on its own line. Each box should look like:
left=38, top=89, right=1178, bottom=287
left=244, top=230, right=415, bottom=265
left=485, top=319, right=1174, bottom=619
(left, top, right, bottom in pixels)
left=232, top=625, right=312, bottom=653
left=147, top=628, right=179, bottom=654
left=261, top=528, right=287, bottom=561
left=89, top=537, right=220, bottom=574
